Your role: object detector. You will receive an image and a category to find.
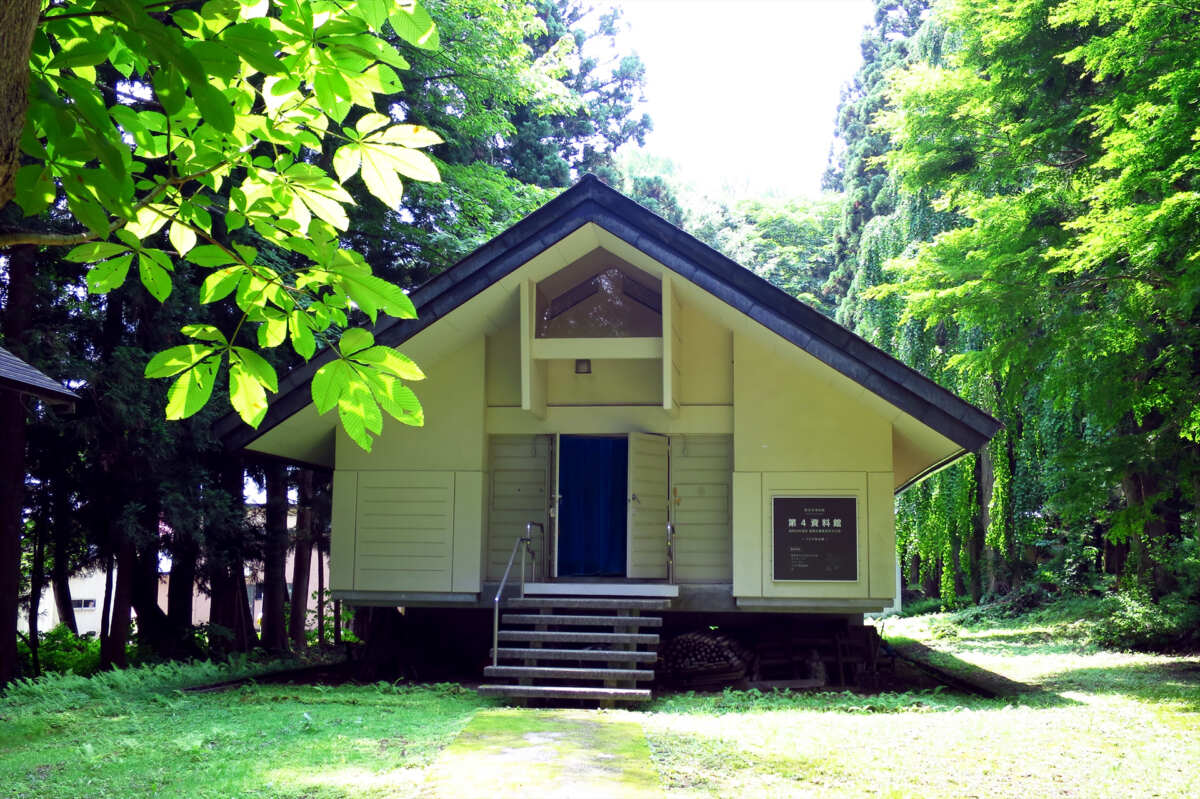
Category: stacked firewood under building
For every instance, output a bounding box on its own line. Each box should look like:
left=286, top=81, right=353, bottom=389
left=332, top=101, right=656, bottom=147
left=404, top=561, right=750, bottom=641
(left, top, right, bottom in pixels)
left=658, top=625, right=886, bottom=691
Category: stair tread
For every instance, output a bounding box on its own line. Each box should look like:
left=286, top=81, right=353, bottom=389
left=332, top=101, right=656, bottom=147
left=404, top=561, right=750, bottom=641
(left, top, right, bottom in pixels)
left=478, top=684, right=651, bottom=701
left=506, top=597, right=672, bottom=611
left=502, top=613, right=663, bottom=627
left=484, top=665, right=654, bottom=681
left=498, top=630, right=659, bottom=644
left=492, top=647, right=658, bottom=663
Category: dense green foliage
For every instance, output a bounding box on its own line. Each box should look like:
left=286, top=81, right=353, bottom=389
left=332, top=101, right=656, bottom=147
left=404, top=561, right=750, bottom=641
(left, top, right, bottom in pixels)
left=816, top=0, right=1200, bottom=644
left=8, top=0, right=452, bottom=449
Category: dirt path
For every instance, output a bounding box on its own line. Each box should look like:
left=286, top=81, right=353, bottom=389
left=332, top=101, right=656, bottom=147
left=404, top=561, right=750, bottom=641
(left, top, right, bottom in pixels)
left=421, top=708, right=664, bottom=798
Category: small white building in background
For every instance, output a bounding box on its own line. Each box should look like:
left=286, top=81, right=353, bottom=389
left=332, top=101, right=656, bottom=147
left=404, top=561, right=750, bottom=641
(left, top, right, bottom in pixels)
left=18, top=568, right=110, bottom=636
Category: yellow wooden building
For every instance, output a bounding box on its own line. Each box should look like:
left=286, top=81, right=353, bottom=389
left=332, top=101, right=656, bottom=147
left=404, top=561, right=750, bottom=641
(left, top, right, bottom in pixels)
left=220, top=177, right=998, bottom=700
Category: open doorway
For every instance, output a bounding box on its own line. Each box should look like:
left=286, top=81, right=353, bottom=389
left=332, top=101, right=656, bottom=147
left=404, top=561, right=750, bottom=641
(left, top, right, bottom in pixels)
left=556, top=435, right=628, bottom=577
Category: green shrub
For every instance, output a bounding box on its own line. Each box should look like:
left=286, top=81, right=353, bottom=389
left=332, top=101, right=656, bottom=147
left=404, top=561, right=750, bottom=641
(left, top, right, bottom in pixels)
left=1091, top=588, right=1199, bottom=652
left=0, top=654, right=283, bottom=712
left=16, top=625, right=104, bottom=677
left=898, top=597, right=942, bottom=617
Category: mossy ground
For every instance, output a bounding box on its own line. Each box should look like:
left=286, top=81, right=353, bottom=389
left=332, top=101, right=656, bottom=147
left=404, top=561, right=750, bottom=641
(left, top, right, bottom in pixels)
left=420, top=708, right=662, bottom=798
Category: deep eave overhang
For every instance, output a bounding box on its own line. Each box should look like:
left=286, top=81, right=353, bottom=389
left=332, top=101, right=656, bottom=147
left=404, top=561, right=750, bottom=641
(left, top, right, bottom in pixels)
left=215, top=175, right=1001, bottom=460
left=0, top=346, right=78, bottom=408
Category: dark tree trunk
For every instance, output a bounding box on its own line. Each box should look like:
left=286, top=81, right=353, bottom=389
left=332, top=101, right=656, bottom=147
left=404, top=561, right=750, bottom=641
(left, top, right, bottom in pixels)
left=260, top=462, right=289, bottom=653
left=27, top=512, right=44, bottom=677
left=288, top=470, right=314, bottom=651
left=99, top=551, right=113, bottom=654
left=317, top=537, right=326, bottom=646
left=0, top=244, right=35, bottom=686
left=0, top=1, right=39, bottom=209
left=0, top=391, right=27, bottom=686
left=214, top=456, right=256, bottom=653
left=130, top=500, right=197, bottom=659
left=168, top=531, right=197, bottom=633
left=100, top=537, right=135, bottom=669
left=51, top=483, right=77, bottom=635
left=1121, top=470, right=1179, bottom=596
left=333, top=600, right=342, bottom=646
left=968, top=453, right=986, bottom=603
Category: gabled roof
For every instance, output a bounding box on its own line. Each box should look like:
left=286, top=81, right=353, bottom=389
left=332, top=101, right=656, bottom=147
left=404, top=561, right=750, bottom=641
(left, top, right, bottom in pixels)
left=0, top=345, right=77, bottom=407
left=215, top=175, right=999, bottom=472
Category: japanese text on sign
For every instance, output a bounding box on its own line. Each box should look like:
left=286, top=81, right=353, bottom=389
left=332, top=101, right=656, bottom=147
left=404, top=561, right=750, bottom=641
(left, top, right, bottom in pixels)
left=772, top=496, right=857, bottom=581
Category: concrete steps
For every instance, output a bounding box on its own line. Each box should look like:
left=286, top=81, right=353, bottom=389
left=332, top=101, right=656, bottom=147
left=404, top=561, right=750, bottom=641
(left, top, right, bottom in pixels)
left=479, top=595, right=669, bottom=704
left=497, top=629, right=660, bottom=645
left=501, top=613, right=663, bottom=628
left=490, top=646, right=658, bottom=664
left=483, top=665, right=654, bottom=681
left=477, top=684, right=651, bottom=702
left=506, top=597, right=672, bottom=611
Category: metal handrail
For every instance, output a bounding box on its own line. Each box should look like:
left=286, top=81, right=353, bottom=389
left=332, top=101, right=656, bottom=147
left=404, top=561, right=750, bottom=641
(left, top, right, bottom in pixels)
left=666, top=521, right=677, bottom=585
left=492, top=522, right=542, bottom=667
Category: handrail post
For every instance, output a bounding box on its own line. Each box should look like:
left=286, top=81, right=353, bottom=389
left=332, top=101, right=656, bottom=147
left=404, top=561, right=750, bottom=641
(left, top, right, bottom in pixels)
left=493, top=521, right=545, bottom=668
left=666, top=521, right=676, bottom=585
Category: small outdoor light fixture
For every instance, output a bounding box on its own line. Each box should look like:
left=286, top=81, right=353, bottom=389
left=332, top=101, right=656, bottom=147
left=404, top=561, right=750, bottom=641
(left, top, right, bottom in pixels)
left=574, top=358, right=592, bottom=374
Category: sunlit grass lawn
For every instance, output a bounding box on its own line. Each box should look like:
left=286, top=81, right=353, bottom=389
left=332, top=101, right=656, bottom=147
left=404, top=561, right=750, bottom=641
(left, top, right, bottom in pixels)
left=641, top=604, right=1200, bottom=798
left=0, top=666, right=486, bottom=799
left=2, top=603, right=1198, bottom=798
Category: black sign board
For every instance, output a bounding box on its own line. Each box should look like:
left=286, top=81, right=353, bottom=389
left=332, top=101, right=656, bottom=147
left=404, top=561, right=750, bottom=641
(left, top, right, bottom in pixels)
left=772, top=496, right=857, bottom=581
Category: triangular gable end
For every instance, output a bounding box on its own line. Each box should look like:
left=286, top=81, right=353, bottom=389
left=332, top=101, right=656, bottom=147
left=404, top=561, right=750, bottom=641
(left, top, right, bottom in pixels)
left=216, top=175, right=999, bottom=493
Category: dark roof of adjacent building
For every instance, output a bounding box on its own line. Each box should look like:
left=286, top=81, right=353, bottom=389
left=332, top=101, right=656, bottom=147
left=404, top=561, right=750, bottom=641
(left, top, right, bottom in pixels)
left=215, top=175, right=1000, bottom=455
left=0, top=345, right=78, bottom=407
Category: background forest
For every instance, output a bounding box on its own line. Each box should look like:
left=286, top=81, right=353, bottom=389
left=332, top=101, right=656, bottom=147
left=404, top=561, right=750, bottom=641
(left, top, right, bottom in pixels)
left=2, top=0, right=1198, bottom=684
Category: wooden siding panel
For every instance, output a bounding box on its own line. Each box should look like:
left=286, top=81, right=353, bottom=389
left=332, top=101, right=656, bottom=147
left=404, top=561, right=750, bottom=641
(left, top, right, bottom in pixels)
left=354, top=471, right=453, bottom=592
left=628, top=432, right=670, bottom=579
left=670, top=435, right=733, bottom=582
left=486, top=435, right=550, bottom=580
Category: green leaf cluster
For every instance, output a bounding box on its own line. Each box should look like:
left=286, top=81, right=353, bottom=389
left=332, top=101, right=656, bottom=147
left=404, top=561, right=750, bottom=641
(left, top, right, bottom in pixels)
left=848, top=0, right=1200, bottom=602
left=17, top=0, right=448, bottom=449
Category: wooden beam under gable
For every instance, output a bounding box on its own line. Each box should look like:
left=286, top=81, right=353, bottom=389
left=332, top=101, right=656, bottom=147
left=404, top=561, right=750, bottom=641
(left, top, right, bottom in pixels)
left=520, top=280, right=546, bottom=419
left=662, top=274, right=681, bottom=417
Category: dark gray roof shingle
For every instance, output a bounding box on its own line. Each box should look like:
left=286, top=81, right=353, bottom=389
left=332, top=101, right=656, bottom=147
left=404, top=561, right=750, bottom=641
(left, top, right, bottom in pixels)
left=0, top=345, right=78, bottom=406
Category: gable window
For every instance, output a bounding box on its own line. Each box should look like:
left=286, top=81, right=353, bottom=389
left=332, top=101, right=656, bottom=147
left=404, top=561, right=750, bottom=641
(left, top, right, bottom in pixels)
left=535, top=258, right=662, bottom=339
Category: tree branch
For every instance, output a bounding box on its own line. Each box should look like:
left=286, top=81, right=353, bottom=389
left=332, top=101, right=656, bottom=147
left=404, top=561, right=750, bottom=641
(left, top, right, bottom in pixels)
left=0, top=159, right=231, bottom=249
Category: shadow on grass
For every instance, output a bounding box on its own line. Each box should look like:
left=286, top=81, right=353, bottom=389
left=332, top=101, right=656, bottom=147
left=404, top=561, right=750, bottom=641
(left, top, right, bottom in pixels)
left=1040, top=660, right=1200, bottom=711
left=648, top=730, right=845, bottom=794
left=889, top=638, right=1077, bottom=706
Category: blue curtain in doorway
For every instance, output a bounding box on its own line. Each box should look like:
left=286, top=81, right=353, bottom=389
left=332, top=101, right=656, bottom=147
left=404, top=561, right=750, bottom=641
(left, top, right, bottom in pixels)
left=558, top=436, right=628, bottom=576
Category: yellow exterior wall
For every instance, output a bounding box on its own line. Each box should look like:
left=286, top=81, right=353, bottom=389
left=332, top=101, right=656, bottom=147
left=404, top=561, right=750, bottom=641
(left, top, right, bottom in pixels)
left=486, top=324, right=522, bottom=407
left=680, top=302, right=733, bottom=405
left=731, top=332, right=897, bottom=602
left=329, top=470, right=357, bottom=593
left=337, top=338, right=487, bottom=472
left=733, top=333, right=891, bottom=472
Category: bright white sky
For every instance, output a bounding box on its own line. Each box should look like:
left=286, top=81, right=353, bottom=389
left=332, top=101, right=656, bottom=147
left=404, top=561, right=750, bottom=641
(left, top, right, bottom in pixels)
left=610, top=0, right=876, bottom=198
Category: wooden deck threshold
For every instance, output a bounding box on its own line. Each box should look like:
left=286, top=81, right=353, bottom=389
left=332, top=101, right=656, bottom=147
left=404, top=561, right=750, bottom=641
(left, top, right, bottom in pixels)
left=524, top=582, right=680, bottom=598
